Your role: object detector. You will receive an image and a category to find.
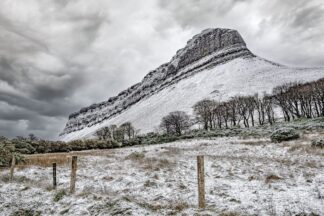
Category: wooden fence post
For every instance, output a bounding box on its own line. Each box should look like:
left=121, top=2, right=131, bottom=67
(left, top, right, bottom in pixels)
left=10, top=156, right=16, bottom=181
left=70, top=156, right=77, bottom=194
left=197, top=155, right=205, bottom=209
left=53, top=163, right=57, bottom=189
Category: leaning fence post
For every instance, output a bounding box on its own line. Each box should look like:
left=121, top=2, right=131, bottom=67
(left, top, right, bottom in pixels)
left=53, top=163, right=57, bottom=189
left=197, top=155, right=206, bottom=209
left=70, top=156, right=77, bottom=194
left=10, top=156, right=16, bottom=181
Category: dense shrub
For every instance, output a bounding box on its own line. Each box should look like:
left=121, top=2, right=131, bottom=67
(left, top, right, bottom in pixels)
left=1, top=116, right=323, bottom=158
left=0, top=136, right=125, bottom=164
left=83, top=139, right=98, bottom=149
left=13, top=140, right=36, bottom=154
left=139, top=133, right=180, bottom=145
left=0, top=141, right=15, bottom=167
left=122, top=137, right=142, bottom=146
left=69, top=140, right=85, bottom=151
left=53, top=189, right=66, bottom=202
left=11, top=209, right=41, bottom=216
left=0, top=137, right=24, bottom=167
left=111, top=140, right=122, bottom=148
left=311, top=138, right=324, bottom=148
left=270, top=127, right=300, bottom=143
left=126, top=152, right=145, bottom=161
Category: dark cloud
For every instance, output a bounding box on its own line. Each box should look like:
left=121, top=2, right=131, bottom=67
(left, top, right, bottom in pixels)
left=0, top=0, right=323, bottom=140
left=31, top=73, right=83, bottom=101
left=0, top=102, right=33, bottom=121
left=291, top=6, right=324, bottom=29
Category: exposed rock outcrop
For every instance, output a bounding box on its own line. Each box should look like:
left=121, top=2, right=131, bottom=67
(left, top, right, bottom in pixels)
left=60, top=28, right=253, bottom=136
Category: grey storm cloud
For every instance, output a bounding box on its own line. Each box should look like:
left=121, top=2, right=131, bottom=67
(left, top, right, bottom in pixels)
left=0, top=0, right=323, bottom=140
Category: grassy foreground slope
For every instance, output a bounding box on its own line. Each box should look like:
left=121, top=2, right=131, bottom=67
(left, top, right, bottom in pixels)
left=0, top=118, right=323, bottom=215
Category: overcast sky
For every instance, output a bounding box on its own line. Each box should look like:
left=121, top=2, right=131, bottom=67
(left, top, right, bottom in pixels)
left=0, top=0, right=323, bottom=140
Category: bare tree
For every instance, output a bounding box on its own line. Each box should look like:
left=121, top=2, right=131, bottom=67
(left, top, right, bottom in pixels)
left=227, top=98, right=240, bottom=127
left=264, top=95, right=275, bottom=125
left=114, top=127, right=125, bottom=142
left=236, top=96, right=251, bottom=127
left=160, top=111, right=191, bottom=136
left=28, top=133, right=38, bottom=141
left=255, top=94, right=266, bottom=125
left=193, top=99, right=215, bottom=130
left=273, top=84, right=291, bottom=121
left=246, top=95, right=257, bottom=127
left=95, top=126, right=112, bottom=140
left=109, top=124, right=118, bottom=140
left=120, top=122, right=135, bottom=140
left=272, top=79, right=324, bottom=121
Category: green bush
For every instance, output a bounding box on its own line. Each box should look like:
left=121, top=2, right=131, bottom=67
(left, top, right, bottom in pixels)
left=270, top=127, right=300, bottom=143
left=122, top=137, right=142, bottom=146
left=0, top=135, right=133, bottom=157
left=11, top=209, right=41, bottom=216
left=126, top=152, right=145, bottom=161
left=13, top=140, right=36, bottom=154
left=69, top=139, right=85, bottom=151
left=83, top=139, right=98, bottom=149
left=111, top=140, right=122, bottom=148
left=0, top=141, right=15, bottom=167
left=53, top=189, right=66, bottom=202
left=311, top=138, right=324, bottom=148
left=0, top=137, right=24, bottom=167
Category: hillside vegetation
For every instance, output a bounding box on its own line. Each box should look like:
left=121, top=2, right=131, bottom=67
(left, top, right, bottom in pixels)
left=1, top=79, right=324, bottom=167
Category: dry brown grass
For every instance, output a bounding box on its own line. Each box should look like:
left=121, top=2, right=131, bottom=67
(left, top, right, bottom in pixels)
left=143, top=180, right=157, bottom=188
left=283, top=132, right=324, bottom=156
left=125, top=152, right=145, bottom=161
left=125, top=151, right=175, bottom=171
left=122, top=195, right=189, bottom=214
left=0, top=173, right=54, bottom=191
left=237, top=139, right=269, bottom=146
left=265, top=174, right=282, bottom=183
left=160, top=147, right=182, bottom=156
left=219, top=212, right=241, bottom=216
left=287, top=143, right=324, bottom=156
left=171, top=201, right=189, bottom=213
left=18, top=154, right=69, bottom=168
left=17, top=149, right=115, bottom=168
left=208, top=155, right=295, bottom=168
left=142, top=158, right=174, bottom=171
left=303, top=160, right=318, bottom=168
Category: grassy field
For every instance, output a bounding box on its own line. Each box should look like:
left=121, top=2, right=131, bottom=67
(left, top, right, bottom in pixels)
left=18, top=150, right=115, bottom=168
left=1, top=130, right=323, bottom=215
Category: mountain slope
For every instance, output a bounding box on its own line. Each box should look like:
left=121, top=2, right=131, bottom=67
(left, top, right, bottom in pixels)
left=59, top=28, right=324, bottom=141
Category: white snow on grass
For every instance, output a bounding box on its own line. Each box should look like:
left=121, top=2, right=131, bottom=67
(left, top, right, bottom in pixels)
left=1, top=136, right=324, bottom=215
left=60, top=57, right=324, bottom=141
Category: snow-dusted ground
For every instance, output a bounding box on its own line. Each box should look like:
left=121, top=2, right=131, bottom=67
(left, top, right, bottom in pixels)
left=61, top=57, right=324, bottom=141
left=1, top=136, right=324, bottom=215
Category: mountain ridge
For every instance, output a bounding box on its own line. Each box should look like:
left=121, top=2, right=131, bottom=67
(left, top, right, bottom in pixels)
left=61, top=28, right=253, bottom=136
left=60, top=28, right=324, bottom=140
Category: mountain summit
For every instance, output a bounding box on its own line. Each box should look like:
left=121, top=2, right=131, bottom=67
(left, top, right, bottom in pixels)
left=60, top=28, right=323, bottom=141
left=169, top=28, right=252, bottom=69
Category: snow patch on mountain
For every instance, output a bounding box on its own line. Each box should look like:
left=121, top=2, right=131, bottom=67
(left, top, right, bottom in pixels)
left=60, top=57, right=324, bottom=141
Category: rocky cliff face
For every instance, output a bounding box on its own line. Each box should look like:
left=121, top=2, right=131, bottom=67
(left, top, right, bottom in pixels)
left=170, top=28, right=247, bottom=69
left=60, top=28, right=253, bottom=136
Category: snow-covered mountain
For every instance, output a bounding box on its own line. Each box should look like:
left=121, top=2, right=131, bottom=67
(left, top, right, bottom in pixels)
left=59, top=28, right=324, bottom=141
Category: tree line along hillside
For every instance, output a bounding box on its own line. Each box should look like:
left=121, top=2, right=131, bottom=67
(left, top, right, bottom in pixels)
left=159, top=78, right=324, bottom=135
left=1, top=78, right=324, bottom=167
